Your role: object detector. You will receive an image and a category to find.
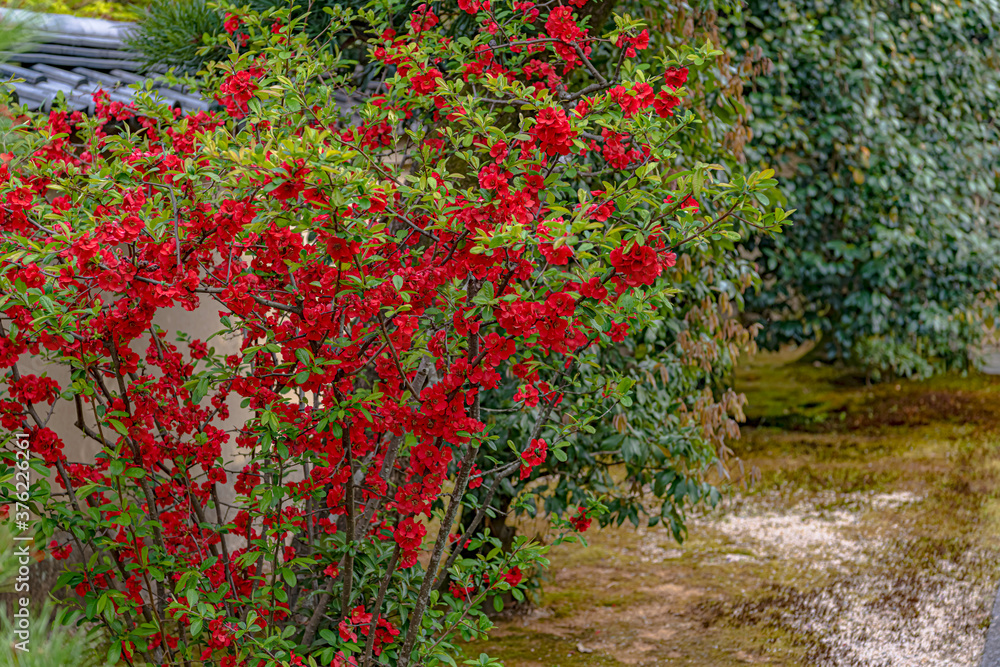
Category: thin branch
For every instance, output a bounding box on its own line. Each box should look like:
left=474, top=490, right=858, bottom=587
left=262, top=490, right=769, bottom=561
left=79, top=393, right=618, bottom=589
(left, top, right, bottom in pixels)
left=361, top=544, right=400, bottom=666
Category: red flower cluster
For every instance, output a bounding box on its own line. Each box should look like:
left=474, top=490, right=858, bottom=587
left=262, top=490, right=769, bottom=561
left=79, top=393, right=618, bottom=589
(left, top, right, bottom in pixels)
left=9, top=374, right=60, bottom=405
left=217, top=68, right=263, bottom=118
left=610, top=242, right=664, bottom=287
left=600, top=128, right=649, bottom=169
left=519, top=438, right=548, bottom=479
left=545, top=6, right=583, bottom=42
left=570, top=506, right=592, bottom=532
left=531, top=106, right=577, bottom=156
left=654, top=91, right=681, bottom=118
left=394, top=517, right=427, bottom=567
left=653, top=67, right=689, bottom=118
left=409, top=4, right=439, bottom=32
left=616, top=29, right=650, bottom=58
left=449, top=580, right=475, bottom=598
left=664, top=66, right=689, bottom=89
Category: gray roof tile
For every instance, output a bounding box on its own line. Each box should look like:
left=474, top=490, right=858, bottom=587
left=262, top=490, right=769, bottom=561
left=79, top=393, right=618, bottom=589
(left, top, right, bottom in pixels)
left=0, top=9, right=212, bottom=114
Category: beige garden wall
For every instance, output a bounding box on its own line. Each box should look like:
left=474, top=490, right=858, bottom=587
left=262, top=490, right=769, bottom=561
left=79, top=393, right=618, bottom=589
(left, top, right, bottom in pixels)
left=2, top=296, right=252, bottom=611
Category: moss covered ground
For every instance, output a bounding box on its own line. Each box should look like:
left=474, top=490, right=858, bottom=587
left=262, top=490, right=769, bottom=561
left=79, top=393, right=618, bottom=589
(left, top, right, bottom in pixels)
left=464, top=346, right=1000, bottom=666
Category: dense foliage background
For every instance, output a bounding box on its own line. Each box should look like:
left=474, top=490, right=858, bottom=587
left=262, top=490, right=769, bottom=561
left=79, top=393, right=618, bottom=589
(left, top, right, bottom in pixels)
left=734, top=0, right=1000, bottom=378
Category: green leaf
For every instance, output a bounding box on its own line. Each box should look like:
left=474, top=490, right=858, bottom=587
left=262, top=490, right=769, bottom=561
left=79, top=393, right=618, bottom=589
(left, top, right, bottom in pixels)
left=106, top=419, right=128, bottom=436
left=106, top=640, right=122, bottom=665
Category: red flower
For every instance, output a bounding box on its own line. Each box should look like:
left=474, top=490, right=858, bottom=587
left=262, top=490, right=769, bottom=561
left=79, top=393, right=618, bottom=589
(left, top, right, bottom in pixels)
left=633, top=82, right=655, bottom=108
left=513, top=384, right=540, bottom=407
left=449, top=581, right=475, bottom=598
left=616, top=29, right=650, bottom=58
left=665, top=194, right=699, bottom=213
left=653, top=91, right=681, bottom=118
left=188, top=339, right=208, bottom=359
left=350, top=605, right=373, bottom=626
left=394, top=517, right=427, bottom=561
left=503, top=567, right=523, bottom=586
left=223, top=13, right=240, bottom=34
left=11, top=374, right=61, bottom=405
left=545, top=6, right=582, bottom=42
left=490, top=141, right=508, bottom=163
left=570, top=506, right=592, bottom=532
left=410, top=67, right=444, bottom=94
left=586, top=191, right=615, bottom=222
left=537, top=222, right=575, bottom=265
left=468, top=463, right=484, bottom=489
left=6, top=187, right=33, bottom=209
left=338, top=620, right=358, bottom=643
left=478, top=164, right=508, bottom=191
left=609, top=85, right=639, bottom=118
left=458, top=0, right=490, bottom=13
left=579, top=276, right=609, bottom=301
left=49, top=540, right=72, bottom=560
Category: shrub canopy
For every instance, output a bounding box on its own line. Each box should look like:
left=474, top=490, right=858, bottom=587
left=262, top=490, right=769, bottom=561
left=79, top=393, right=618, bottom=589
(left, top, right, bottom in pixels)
left=0, top=2, right=784, bottom=666
left=130, top=0, right=770, bottom=541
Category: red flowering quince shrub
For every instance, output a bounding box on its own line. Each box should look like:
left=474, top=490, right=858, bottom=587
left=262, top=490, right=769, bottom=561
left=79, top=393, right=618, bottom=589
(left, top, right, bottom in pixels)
left=0, top=3, right=788, bottom=666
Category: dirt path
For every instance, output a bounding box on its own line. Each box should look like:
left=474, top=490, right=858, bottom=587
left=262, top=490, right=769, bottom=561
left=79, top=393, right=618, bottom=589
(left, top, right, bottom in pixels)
left=466, top=351, right=1000, bottom=666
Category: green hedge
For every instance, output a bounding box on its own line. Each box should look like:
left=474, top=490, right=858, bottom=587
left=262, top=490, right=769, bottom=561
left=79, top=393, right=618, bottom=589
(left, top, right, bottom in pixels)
left=735, top=0, right=1000, bottom=377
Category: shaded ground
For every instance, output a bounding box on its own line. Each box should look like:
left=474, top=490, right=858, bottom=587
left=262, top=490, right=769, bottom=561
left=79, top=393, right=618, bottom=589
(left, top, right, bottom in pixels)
left=465, top=347, right=1000, bottom=666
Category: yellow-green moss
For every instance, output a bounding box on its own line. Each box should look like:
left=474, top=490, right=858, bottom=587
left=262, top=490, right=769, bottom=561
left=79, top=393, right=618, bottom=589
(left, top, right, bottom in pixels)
left=19, top=0, right=149, bottom=22
left=468, top=346, right=1000, bottom=666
